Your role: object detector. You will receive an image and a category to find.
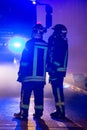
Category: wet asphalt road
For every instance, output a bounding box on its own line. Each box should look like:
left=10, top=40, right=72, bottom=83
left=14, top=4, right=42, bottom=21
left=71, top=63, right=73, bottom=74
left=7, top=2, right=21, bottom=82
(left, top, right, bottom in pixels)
left=0, top=63, right=87, bottom=129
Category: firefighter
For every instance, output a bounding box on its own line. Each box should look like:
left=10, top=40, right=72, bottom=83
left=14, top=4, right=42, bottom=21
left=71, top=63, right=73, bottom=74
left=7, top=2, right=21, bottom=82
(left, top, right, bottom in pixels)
left=46, top=24, right=68, bottom=119
left=14, top=23, right=47, bottom=120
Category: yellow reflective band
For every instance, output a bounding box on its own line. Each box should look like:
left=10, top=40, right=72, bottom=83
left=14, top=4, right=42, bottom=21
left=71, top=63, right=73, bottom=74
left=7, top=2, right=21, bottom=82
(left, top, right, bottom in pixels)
left=57, top=88, right=63, bottom=113
left=57, top=88, right=61, bottom=102
left=57, top=68, right=66, bottom=72
left=56, top=102, right=64, bottom=106
left=20, top=91, right=24, bottom=106
left=23, top=76, right=45, bottom=82
left=50, top=78, right=57, bottom=81
left=35, top=105, right=43, bottom=110
left=21, top=104, right=29, bottom=109
left=35, top=42, right=47, bottom=47
left=64, top=50, right=68, bottom=68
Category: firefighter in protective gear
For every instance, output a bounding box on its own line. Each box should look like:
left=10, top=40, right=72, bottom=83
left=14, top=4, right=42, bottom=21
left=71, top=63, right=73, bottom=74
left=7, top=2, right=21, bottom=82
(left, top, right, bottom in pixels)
left=14, top=23, right=47, bottom=120
left=46, top=24, right=68, bottom=119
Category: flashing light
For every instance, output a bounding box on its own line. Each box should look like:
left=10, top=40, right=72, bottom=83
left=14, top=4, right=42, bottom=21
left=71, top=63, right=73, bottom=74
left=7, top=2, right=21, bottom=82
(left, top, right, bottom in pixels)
left=32, top=1, right=36, bottom=4
left=8, top=36, right=27, bottom=54
left=30, top=0, right=36, bottom=4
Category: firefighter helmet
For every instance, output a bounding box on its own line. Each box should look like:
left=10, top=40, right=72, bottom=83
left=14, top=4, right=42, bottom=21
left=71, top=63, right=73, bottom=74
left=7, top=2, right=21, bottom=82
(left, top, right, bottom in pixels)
left=32, top=23, right=47, bottom=34
left=52, top=24, right=67, bottom=34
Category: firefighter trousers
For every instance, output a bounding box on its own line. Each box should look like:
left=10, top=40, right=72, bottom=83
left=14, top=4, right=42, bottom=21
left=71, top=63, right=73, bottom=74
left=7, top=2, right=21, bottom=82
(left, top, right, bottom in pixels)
left=51, top=77, right=65, bottom=116
left=20, top=82, right=45, bottom=118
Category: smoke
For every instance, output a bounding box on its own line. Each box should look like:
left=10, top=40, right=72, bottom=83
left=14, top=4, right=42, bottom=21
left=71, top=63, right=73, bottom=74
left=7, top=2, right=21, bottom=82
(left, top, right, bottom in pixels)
left=0, top=63, right=21, bottom=97
left=0, top=63, right=53, bottom=98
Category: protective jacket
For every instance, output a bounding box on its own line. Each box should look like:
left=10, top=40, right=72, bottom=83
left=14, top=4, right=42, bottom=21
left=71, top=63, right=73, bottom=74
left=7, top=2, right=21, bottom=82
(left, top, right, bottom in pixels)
left=17, top=38, right=47, bottom=83
left=46, top=34, right=68, bottom=80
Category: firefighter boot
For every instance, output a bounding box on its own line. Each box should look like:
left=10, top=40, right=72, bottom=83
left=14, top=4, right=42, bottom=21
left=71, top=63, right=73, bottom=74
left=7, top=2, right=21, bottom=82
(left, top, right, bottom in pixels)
left=14, top=112, right=21, bottom=119
left=50, top=106, right=65, bottom=119
left=33, top=109, right=43, bottom=119
left=14, top=110, right=28, bottom=121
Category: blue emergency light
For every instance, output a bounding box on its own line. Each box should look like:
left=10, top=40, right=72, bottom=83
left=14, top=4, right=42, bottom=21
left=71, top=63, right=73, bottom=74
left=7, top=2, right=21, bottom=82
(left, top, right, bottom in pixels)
left=8, top=36, right=27, bottom=54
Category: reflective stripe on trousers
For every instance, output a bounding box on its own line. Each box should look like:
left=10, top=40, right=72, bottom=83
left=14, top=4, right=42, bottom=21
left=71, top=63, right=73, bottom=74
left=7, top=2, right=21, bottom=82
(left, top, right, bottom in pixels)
left=20, top=82, right=44, bottom=116
left=51, top=77, right=65, bottom=114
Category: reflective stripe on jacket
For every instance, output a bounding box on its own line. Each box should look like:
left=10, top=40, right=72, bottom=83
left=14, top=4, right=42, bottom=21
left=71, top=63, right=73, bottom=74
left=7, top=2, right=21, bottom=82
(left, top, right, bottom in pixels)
left=46, top=35, right=68, bottom=77
left=17, top=38, right=47, bottom=82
